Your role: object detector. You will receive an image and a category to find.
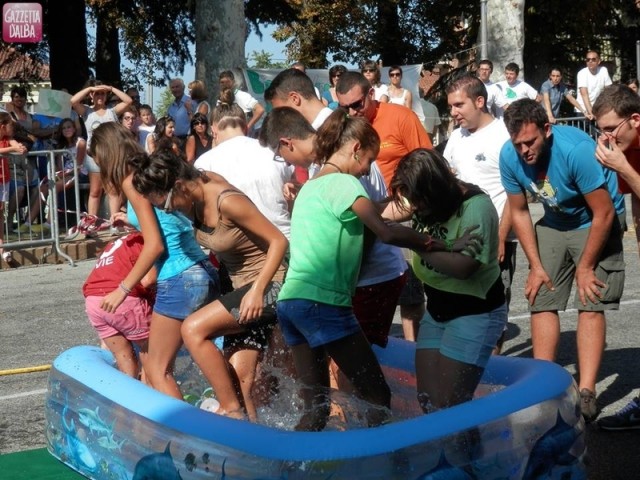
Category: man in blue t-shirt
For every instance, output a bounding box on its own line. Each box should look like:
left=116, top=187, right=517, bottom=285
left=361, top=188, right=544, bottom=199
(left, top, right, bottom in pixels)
left=500, top=99, right=626, bottom=423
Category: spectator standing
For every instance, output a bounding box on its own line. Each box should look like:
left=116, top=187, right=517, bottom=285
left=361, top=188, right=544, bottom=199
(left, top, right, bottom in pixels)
left=188, top=80, right=211, bottom=118
left=540, top=67, right=585, bottom=123
left=71, top=81, right=132, bottom=218
left=592, top=84, right=640, bottom=430
left=322, top=64, right=347, bottom=110
left=496, top=62, right=540, bottom=106
left=218, top=70, right=265, bottom=135
left=361, top=60, right=389, bottom=103
left=576, top=50, right=612, bottom=120
left=476, top=59, right=509, bottom=119
left=137, top=104, right=155, bottom=152
left=626, top=78, right=639, bottom=95
left=419, top=87, right=442, bottom=144
left=386, top=65, right=413, bottom=109
left=119, top=105, right=138, bottom=139
left=185, top=112, right=213, bottom=164
left=167, top=78, right=193, bottom=144
left=500, top=99, right=626, bottom=423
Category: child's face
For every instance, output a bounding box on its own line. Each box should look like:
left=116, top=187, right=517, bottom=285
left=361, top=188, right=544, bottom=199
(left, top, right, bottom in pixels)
left=61, top=122, right=75, bottom=139
left=1, top=121, right=15, bottom=137
left=140, top=110, right=153, bottom=125
left=165, top=121, right=175, bottom=137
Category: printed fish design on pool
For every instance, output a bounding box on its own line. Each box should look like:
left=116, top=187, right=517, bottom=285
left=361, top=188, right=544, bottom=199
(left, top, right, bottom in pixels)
left=78, top=406, right=115, bottom=436
left=133, top=442, right=183, bottom=480
left=61, top=405, right=97, bottom=473
left=522, top=411, right=580, bottom=480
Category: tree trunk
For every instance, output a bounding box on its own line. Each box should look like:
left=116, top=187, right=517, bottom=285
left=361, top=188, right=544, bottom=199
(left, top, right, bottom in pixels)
left=47, top=0, right=89, bottom=93
left=486, top=0, right=525, bottom=81
left=94, top=5, right=121, bottom=87
left=195, top=0, right=245, bottom=104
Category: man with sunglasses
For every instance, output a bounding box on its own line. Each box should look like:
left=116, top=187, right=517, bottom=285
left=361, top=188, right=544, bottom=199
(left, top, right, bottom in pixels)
left=592, top=84, right=640, bottom=430
left=500, top=98, right=626, bottom=423
left=336, top=71, right=432, bottom=342
left=576, top=50, right=612, bottom=120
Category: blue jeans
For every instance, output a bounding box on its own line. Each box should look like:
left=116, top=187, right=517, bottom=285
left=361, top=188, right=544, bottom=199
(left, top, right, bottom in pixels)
left=154, top=260, right=220, bottom=320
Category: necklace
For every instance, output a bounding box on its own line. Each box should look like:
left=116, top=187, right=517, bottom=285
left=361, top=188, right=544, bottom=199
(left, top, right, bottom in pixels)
left=324, top=161, right=343, bottom=174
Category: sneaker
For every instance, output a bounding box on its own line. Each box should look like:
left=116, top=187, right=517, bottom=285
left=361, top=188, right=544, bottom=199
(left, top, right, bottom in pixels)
left=598, top=397, right=640, bottom=431
left=580, top=388, right=599, bottom=422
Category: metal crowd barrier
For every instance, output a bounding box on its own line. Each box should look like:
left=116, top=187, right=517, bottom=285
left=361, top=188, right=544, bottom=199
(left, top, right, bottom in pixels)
left=555, top=115, right=599, bottom=141
left=2, top=149, right=84, bottom=267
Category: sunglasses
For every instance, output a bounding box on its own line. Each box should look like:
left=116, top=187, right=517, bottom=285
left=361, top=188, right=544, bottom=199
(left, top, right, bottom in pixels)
left=586, top=57, right=598, bottom=62
left=389, top=72, right=401, bottom=77
left=122, top=116, right=135, bottom=121
left=363, top=68, right=377, bottom=73
left=339, top=92, right=368, bottom=111
left=193, top=120, right=206, bottom=126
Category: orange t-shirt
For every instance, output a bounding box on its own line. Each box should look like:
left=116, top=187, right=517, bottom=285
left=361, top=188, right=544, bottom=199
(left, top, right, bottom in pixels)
left=371, top=102, right=432, bottom=189
left=617, top=149, right=640, bottom=194
left=0, top=139, right=10, bottom=184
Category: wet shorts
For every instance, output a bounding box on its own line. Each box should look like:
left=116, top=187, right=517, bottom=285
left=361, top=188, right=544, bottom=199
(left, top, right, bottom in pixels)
left=277, top=299, right=362, bottom=348
left=417, top=302, right=507, bottom=368
left=531, top=216, right=625, bottom=312
left=353, top=272, right=407, bottom=347
left=85, top=295, right=152, bottom=341
left=219, top=281, right=281, bottom=351
left=154, top=260, right=220, bottom=320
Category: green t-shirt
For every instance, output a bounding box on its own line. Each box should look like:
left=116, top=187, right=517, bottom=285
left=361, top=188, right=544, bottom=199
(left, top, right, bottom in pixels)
left=279, top=174, right=369, bottom=306
left=412, top=193, right=500, bottom=299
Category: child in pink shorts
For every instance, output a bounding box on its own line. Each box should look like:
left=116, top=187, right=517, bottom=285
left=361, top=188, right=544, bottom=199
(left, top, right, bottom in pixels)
left=83, top=232, right=156, bottom=379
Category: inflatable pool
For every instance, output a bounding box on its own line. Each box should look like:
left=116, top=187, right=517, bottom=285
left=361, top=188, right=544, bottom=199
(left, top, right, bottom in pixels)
left=45, top=339, right=586, bottom=479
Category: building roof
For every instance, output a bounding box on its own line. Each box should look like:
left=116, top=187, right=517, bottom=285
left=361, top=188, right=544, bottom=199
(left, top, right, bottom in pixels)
left=0, top=46, right=49, bottom=81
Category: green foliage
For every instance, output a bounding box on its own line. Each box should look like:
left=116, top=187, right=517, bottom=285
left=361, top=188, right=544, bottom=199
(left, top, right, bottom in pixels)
left=155, top=87, right=174, bottom=118
left=247, top=50, right=288, bottom=69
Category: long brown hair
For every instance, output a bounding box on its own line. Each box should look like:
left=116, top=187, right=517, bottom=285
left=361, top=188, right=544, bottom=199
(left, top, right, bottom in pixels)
left=314, top=109, right=379, bottom=164
left=88, top=122, right=144, bottom=196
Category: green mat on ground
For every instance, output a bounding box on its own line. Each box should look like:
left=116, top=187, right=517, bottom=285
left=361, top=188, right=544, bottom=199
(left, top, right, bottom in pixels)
left=0, top=448, right=85, bottom=479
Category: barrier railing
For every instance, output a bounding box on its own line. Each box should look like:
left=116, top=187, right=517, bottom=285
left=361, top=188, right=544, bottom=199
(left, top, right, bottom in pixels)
left=2, top=149, right=83, bottom=267
left=555, top=115, right=599, bottom=141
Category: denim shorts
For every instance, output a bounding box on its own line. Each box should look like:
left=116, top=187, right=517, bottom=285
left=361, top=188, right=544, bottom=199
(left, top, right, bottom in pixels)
left=277, top=299, right=362, bottom=348
left=417, top=302, right=508, bottom=368
left=153, top=260, right=220, bottom=320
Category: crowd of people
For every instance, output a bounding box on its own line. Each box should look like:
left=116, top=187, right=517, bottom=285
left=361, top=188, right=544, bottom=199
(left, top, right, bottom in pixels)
left=3, top=52, right=640, bottom=437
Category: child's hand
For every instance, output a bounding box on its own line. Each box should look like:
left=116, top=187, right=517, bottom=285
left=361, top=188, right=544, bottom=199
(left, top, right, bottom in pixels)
left=13, top=143, right=27, bottom=155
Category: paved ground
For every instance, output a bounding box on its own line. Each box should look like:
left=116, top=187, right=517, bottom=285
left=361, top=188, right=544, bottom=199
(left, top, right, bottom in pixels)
left=1, top=201, right=639, bottom=478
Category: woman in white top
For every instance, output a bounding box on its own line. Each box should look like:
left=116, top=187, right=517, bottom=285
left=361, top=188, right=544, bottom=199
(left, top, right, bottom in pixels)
left=387, top=65, right=413, bottom=109
left=71, top=81, right=132, bottom=218
left=361, top=60, right=389, bottom=103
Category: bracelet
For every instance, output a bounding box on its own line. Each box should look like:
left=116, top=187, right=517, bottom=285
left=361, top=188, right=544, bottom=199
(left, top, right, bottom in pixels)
left=119, top=282, right=132, bottom=295
left=444, top=238, right=454, bottom=252
left=424, top=236, right=434, bottom=251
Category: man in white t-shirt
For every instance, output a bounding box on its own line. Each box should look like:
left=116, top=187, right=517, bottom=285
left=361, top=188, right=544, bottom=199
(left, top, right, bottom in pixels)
left=496, top=62, right=540, bottom=111
left=444, top=74, right=515, bottom=353
left=476, top=59, right=508, bottom=120
left=195, top=133, right=291, bottom=239
left=576, top=50, right=612, bottom=120
left=264, top=68, right=333, bottom=180
left=218, top=70, right=265, bottom=134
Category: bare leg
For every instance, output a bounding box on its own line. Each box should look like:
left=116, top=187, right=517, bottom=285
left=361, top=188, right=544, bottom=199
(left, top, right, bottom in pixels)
left=530, top=310, right=560, bottom=361
left=134, top=338, right=150, bottom=384
left=631, top=193, right=640, bottom=256
left=181, top=300, right=246, bottom=419
left=107, top=192, right=123, bottom=220
left=326, top=332, right=391, bottom=427
left=87, top=172, right=102, bottom=217
left=145, top=312, right=183, bottom=399
left=416, top=348, right=483, bottom=412
left=401, top=303, right=424, bottom=342
left=227, top=348, right=261, bottom=421
left=290, top=343, right=331, bottom=431
left=103, top=334, right=140, bottom=378
left=576, top=310, right=606, bottom=392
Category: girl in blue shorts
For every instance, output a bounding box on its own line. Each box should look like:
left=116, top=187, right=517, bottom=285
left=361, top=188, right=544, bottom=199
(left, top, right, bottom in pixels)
left=388, top=148, right=507, bottom=413
left=277, top=111, right=479, bottom=431
left=88, top=122, right=219, bottom=400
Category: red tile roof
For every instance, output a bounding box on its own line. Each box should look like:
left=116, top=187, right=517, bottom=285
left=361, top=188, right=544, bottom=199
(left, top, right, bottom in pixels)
left=0, top=46, right=49, bottom=81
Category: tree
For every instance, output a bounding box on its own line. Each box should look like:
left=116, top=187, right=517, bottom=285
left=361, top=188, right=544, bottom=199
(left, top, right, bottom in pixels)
left=155, top=87, right=174, bottom=117
left=486, top=0, right=524, bottom=80
left=46, top=0, right=90, bottom=92
left=194, top=0, right=245, bottom=105
left=248, top=50, right=288, bottom=69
